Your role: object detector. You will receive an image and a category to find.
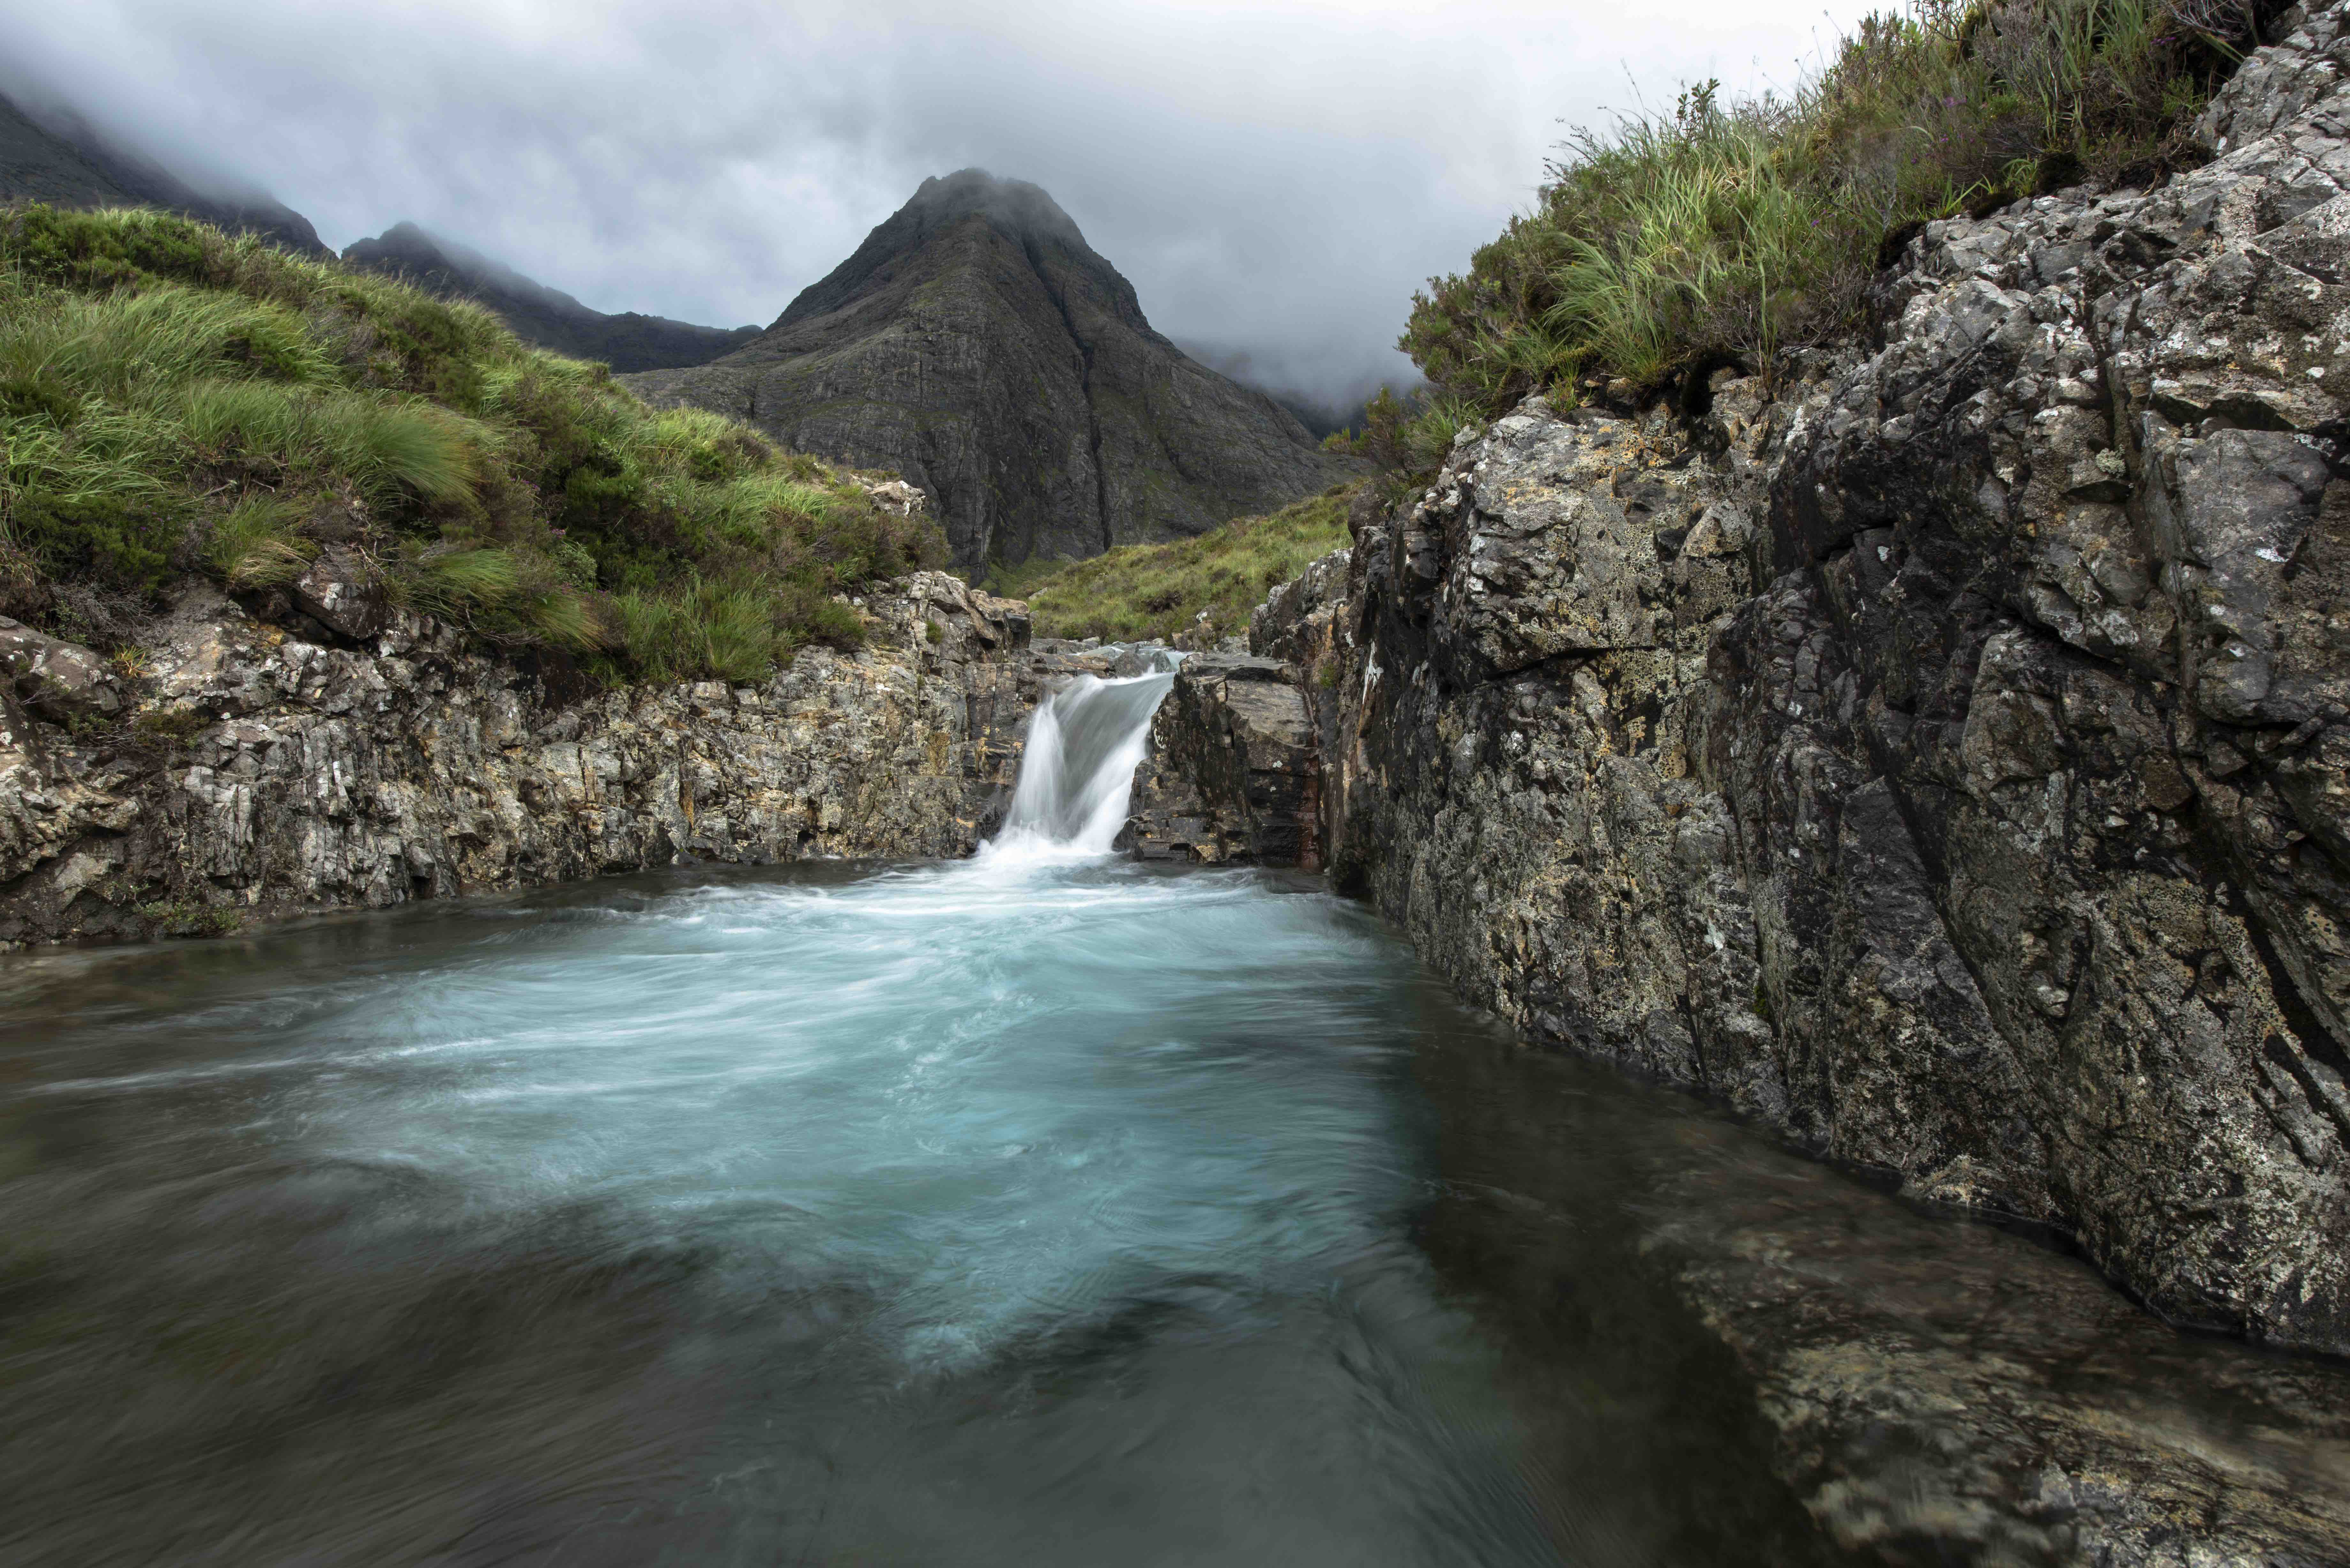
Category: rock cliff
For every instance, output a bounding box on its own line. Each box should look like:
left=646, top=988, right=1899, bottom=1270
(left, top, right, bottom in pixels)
left=1121, top=652, right=1321, bottom=868
left=1115, top=15, right=2350, bottom=1555
left=620, top=170, right=1357, bottom=569
left=1142, top=3, right=2350, bottom=1358
left=342, top=222, right=759, bottom=374
left=0, top=572, right=1044, bottom=951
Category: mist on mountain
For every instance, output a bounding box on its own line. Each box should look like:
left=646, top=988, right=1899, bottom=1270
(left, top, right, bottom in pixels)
left=626, top=169, right=1359, bottom=569
left=342, top=222, right=756, bottom=374
left=0, top=0, right=1832, bottom=420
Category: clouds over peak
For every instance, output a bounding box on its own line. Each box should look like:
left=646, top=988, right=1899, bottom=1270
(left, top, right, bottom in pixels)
left=0, top=0, right=1842, bottom=403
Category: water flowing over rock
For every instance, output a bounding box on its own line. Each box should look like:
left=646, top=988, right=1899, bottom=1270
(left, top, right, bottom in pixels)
left=1126, top=10, right=2350, bottom=1559
left=990, top=653, right=1177, bottom=856
left=0, top=573, right=1045, bottom=950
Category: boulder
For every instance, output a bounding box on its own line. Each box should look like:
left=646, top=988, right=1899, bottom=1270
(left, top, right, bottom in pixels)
left=0, top=615, right=119, bottom=722
left=290, top=547, right=390, bottom=643
left=1123, top=653, right=1319, bottom=868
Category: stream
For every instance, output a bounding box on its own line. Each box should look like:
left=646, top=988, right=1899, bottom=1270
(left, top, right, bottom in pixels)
left=8, top=667, right=2325, bottom=1564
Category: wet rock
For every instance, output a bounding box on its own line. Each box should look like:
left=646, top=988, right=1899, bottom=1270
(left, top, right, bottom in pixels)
left=1661, top=1138, right=2350, bottom=1567
left=1106, top=641, right=1176, bottom=678
left=1123, top=654, right=1319, bottom=868
left=0, top=572, right=1043, bottom=950
left=1429, top=1025, right=2350, bottom=1568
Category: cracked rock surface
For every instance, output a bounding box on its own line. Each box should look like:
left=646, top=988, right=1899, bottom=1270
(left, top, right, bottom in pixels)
left=0, top=572, right=1043, bottom=950
left=1121, top=652, right=1322, bottom=868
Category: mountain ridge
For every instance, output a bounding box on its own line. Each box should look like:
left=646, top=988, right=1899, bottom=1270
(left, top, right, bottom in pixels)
left=0, top=78, right=759, bottom=379
left=341, top=221, right=758, bottom=375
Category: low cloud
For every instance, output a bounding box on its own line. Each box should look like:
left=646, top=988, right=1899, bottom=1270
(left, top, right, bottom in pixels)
left=1, top=0, right=1846, bottom=402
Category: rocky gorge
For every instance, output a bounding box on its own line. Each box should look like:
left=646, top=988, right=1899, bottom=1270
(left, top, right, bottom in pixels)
left=11, top=7, right=2350, bottom=1564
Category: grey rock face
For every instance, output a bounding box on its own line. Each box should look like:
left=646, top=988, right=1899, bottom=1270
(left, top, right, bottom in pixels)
left=620, top=170, right=1358, bottom=569
left=1218, top=5, right=2350, bottom=1363
left=1121, top=653, right=1320, bottom=868
left=341, top=222, right=759, bottom=374
left=0, top=573, right=1042, bottom=950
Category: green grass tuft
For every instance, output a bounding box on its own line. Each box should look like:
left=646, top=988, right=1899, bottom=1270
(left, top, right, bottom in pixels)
left=1021, top=484, right=1360, bottom=645
left=1361, top=0, right=2269, bottom=479
left=204, top=494, right=315, bottom=588
left=0, top=202, right=948, bottom=682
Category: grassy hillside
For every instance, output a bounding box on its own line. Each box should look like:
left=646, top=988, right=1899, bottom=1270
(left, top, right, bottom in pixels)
left=0, top=204, right=944, bottom=683
left=1346, top=0, right=2273, bottom=477
left=1017, top=484, right=1358, bottom=645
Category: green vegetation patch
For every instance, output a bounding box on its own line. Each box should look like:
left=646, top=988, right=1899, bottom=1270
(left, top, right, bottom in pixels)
left=1344, top=0, right=2270, bottom=482
left=1018, top=484, right=1358, bottom=645
left=0, top=204, right=946, bottom=682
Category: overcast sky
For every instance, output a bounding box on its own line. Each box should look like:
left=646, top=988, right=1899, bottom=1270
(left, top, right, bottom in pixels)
left=0, top=0, right=1850, bottom=408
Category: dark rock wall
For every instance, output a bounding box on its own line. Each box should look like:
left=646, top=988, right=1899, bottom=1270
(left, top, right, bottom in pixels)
left=1218, top=6, right=2350, bottom=1359
left=620, top=171, right=1357, bottom=569
left=0, top=573, right=1042, bottom=951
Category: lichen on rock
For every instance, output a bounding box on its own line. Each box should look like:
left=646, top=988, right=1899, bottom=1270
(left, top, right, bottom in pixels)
left=0, top=572, right=1043, bottom=950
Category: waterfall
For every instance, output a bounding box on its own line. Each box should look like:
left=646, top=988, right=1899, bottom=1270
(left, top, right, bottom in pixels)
left=985, top=652, right=1179, bottom=860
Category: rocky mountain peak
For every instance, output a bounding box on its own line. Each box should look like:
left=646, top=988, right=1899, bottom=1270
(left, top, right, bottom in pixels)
left=898, top=168, right=1090, bottom=254
left=345, top=221, right=583, bottom=313
left=627, top=171, right=1356, bottom=568
left=774, top=167, right=1129, bottom=334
